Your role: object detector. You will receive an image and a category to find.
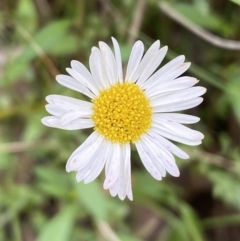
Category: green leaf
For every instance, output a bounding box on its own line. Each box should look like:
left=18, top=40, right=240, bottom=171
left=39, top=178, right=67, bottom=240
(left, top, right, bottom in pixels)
left=75, top=180, right=113, bottom=221
left=37, top=206, right=76, bottom=241
left=167, top=219, right=190, bottom=241
left=193, top=0, right=209, bottom=15
left=35, top=166, right=70, bottom=198
left=180, top=204, right=205, bottom=241
left=49, top=35, right=79, bottom=56
left=119, top=235, right=143, bottom=241
left=15, top=0, right=37, bottom=33
left=230, top=0, right=240, bottom=5
left=226, top=82, right=240, bottom=123
left=22, top=111, right=46, bottom=141
left=166, top=204, right=205, bottom=241
left=203, top=214, right=240, bottom=229
left=134, top=171, right=178, bottom=202
left=173, top=3, right=226, bottom=32
left=207, top=169, right=240, bottom=210
left=4, top=19, right=72, bottom=84
left=21, top=19, right=72, bottom=61
left=0, top=143, right=16, bottom=170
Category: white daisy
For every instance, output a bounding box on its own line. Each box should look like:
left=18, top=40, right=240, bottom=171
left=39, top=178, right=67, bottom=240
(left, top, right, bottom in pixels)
left=42, top=38, right=206, bottom=201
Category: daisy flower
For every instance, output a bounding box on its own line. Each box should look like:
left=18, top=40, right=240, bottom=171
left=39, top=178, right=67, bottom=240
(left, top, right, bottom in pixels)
left=42, top=38, right=206, bottom=200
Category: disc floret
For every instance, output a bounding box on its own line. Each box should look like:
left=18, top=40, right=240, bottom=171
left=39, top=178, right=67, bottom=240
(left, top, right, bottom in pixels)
left=92, top=82, right=152, bottom=144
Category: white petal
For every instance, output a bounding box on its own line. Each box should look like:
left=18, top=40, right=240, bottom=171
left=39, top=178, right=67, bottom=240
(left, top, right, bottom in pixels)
left=131, top=40, right=161, bottom=82
left=75, top=139, right=109, bottom=183
left=148, top=129, right=189, bottom=159
left=135, top=139, right=162, bottom=180
left=125, top=41, right=144, bottom=81
left=137, top=46, right=168, bottom=86
left=153, top=97, right=204, bottom=113
left=66, top=132, right=103, bottom=172
left=151, top=87, right=206, bottom=107
left=46, top=104, right=91, bottom=120
left=109, top=182, right=118, bottom=197
left=89, top=48, right=109, bottom=89
left=142, top=55, right=185, bottom=89
left=41, top=116, right=59, bottom=127
left=65, top=119, right=94, bottom=130
left=160, top=55, right=185, bottom=72
left=71, top=60, right=94, bottom=84
left=116, top=157, right=125, bottom=200
left=127, top=186, right=133, bottom=201
left=117, top=144, right=131, bottom=200
left=143, top=135, right=180, bottom=177
left=146, top=63, right=192, bottom=93
left=99, top=41, right=118, bottom=85
left=56, top=75, right=95, bottom=99
left=153, top=119, right=204, bottom=141
left=125, top=144, right=133, bottom=201
left=146, top=77, right=198, bottom=97
left=111, top=37, right=123, bottom=83
left=104, top=143, right=121, bottom=189
left=45, top=104, right=66, bottom=117
left=105, top=143, right=114, bottom=176
left=60, top=110, right=92, bottom=126
left=76, top=169, right=88, bottom=182
left=41, top=116, right=94, bottom=130
left=91, top=46, right=98, bottom=52
left=152, top=125, right=202, bottom=146
left=153, top=113, right=200, bottom=124
left=66, top=66, right=99, bottom=95
left=158, top=148, right=180, bottom=177
left=46, top=95, right=93, bottom=111
left=45, top=95, right=93, bottom=126
left=108, top=144, right=133, bottom=201
left=139, top=138, right=167, bottom=177
left=84, top=140, right=110, bottom=184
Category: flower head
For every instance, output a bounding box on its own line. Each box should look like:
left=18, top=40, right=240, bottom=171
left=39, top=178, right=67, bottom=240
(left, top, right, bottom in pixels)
left=42, top=38, right=206, bottom=200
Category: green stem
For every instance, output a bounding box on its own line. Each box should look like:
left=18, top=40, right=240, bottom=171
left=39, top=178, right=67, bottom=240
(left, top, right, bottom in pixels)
left=202, top=214, right=240, bottom=229
left=12, top=215, right=22, bottom=241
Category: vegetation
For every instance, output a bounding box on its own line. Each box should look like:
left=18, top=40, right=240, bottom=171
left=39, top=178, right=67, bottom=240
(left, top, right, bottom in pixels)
left=1, top=0, right=240, bottom=240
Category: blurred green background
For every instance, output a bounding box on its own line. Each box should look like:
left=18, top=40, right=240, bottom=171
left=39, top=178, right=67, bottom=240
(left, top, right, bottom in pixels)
left=1, top=0, right=240, bottom=240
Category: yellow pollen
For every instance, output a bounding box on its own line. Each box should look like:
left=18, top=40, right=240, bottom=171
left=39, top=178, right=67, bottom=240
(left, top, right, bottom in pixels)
left=91, top=82, right=152, bottom=144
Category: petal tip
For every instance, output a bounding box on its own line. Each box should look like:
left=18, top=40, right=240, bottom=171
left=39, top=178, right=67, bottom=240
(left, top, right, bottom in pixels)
left=162, top=45, right=168, bottom=51
left=66, top=167, right=71, bottom=173
left=173, top=170, right=180, bottom=177
left=66, top=163, right=73, bottom=173
left=183, top=154, right=190, bottom=160
left=41, top=117, right=47, bottom=126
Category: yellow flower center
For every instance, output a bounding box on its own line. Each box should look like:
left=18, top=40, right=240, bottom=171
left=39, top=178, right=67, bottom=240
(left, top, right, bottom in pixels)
left=91, top=82, right=152, bottom=144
